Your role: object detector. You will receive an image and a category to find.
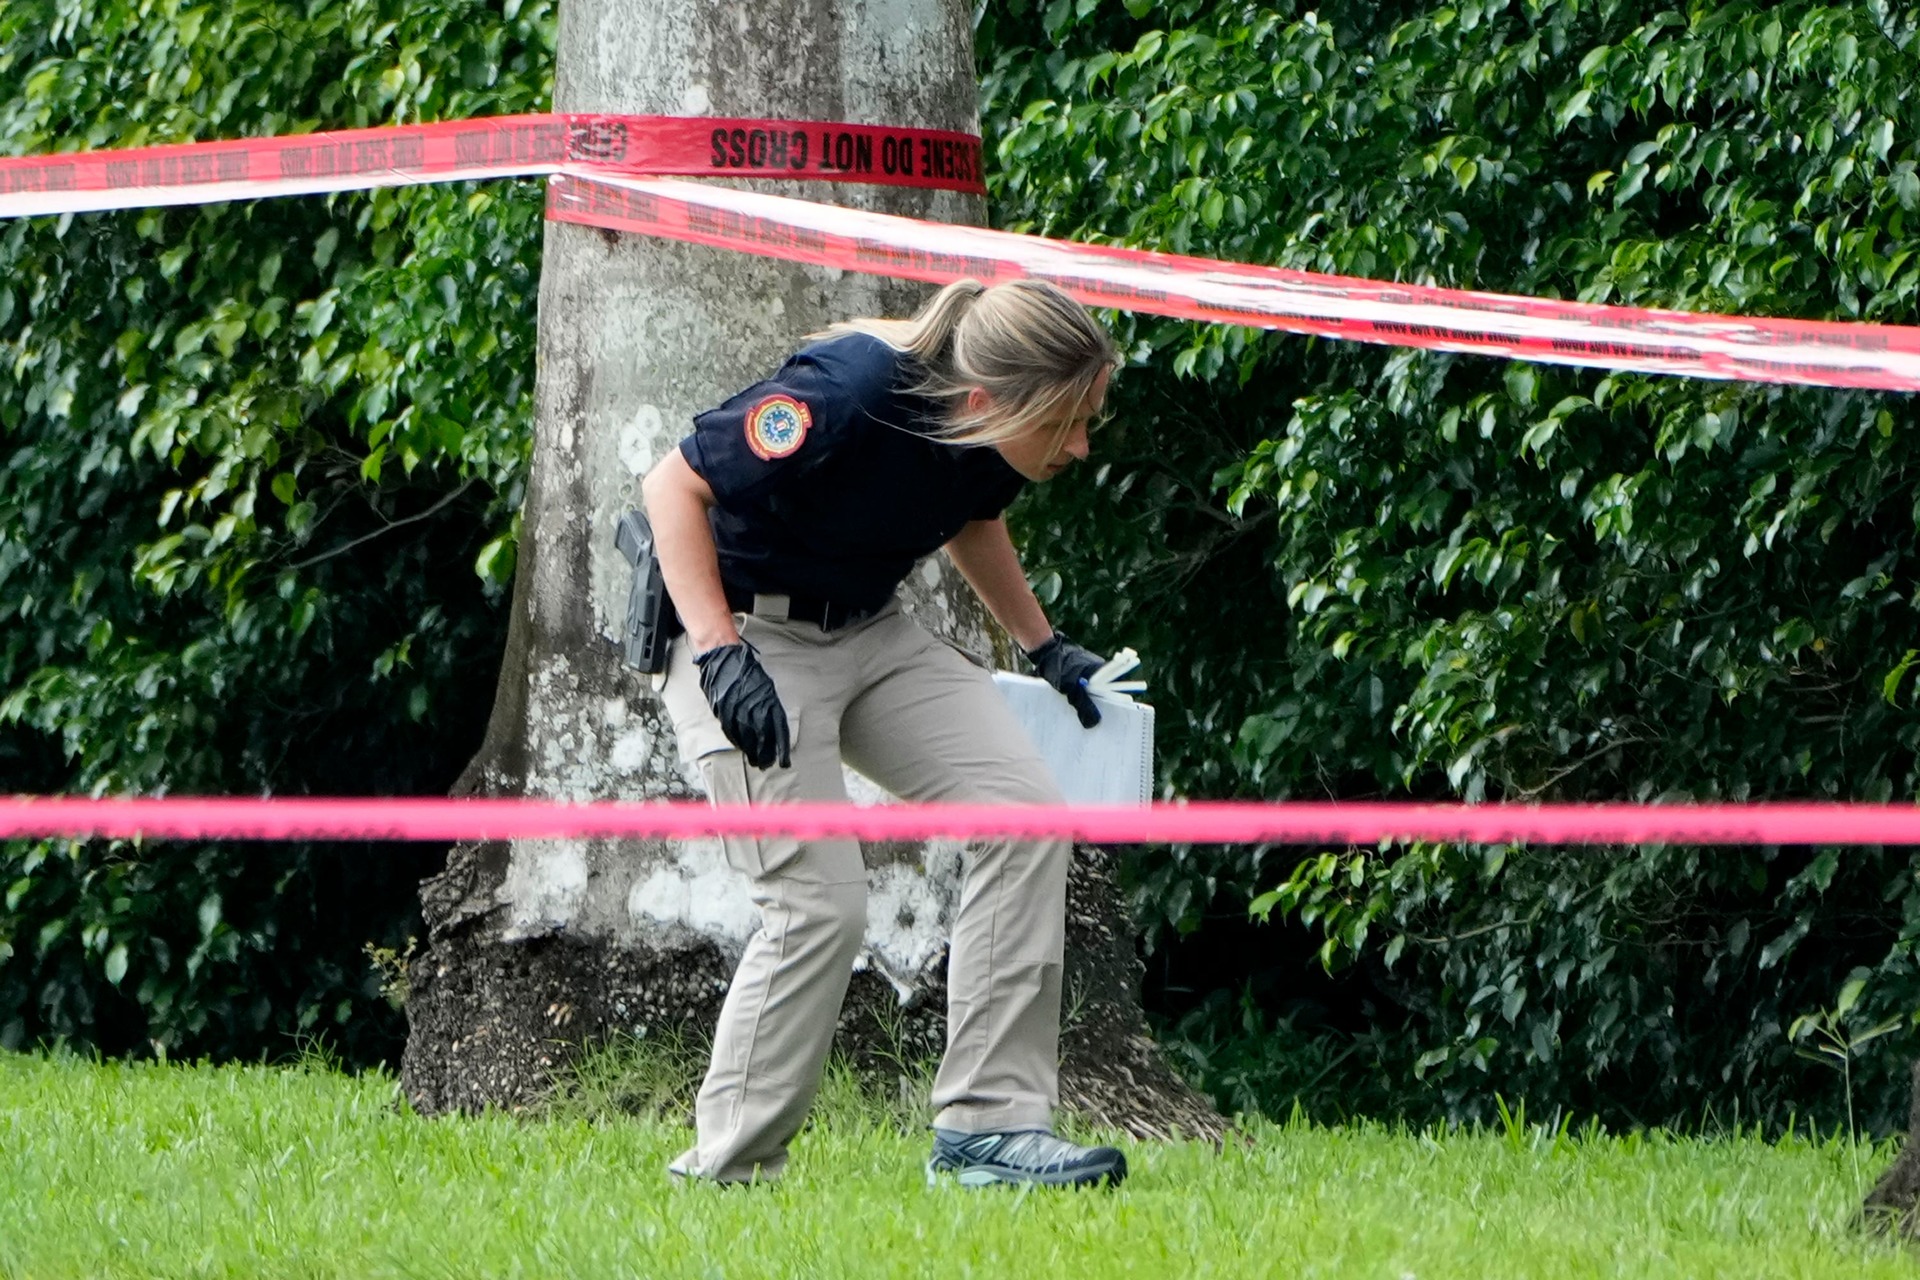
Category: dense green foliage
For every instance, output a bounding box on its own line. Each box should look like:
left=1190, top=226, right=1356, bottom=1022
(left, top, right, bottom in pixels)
left=983, top=0, right=1920, bottom=1129
left=5, top=1052, right=1912, bottom=1278
left=0, top=0, right=548, bottom=1060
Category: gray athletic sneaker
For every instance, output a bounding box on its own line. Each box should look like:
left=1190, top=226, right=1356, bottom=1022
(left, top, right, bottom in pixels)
left=926, top=1127, right=1128, bottom=1188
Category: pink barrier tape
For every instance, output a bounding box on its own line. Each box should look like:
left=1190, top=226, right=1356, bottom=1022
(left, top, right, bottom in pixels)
left=3, top=797, right=1919, bottom=845
left=551, top=173, right=1920, bottom=393
left=0, top=113, right=985, bottom=218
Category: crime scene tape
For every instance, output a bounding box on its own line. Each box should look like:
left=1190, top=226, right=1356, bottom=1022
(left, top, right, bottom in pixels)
left=0, top=113, right=986, bottom=217
left=3, top=116, right=1917, bottom=389
left=2, top=797, right=1919, bottom=846
left=550, top=172, right=1920, bottom=393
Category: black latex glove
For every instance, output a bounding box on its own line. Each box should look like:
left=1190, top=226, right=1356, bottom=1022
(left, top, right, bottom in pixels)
left=1025, top=630, right=1105, bottom=729
left=694, top=642, right=792, bottom=769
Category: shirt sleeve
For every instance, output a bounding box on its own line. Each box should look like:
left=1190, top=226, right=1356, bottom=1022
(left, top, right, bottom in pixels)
left=968, top=474, right=1026, bottom=522
left=963, top=452, right=1029, bottom=522
left=679, top=347, right=863, bottom=508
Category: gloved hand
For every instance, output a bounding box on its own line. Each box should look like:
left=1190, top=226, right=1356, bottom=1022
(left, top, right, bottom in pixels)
left=1025, top=630, right=1105, bottom=729
left=694, top=641, right=792, bottom=769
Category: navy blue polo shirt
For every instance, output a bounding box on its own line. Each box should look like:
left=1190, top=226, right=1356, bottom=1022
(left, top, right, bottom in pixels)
left=679, top=332, right=1028, bottom=613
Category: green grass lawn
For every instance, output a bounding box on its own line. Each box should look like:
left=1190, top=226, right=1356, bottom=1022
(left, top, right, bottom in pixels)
left=3, top=1049, right=1917, bottom=1279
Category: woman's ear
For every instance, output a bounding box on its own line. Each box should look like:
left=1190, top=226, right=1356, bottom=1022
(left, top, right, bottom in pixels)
left=965, top=386, right=992, bottom=415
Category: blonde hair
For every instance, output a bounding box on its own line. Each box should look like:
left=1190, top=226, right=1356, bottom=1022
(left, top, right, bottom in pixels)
left=812, top=279, right=1118, bottom=447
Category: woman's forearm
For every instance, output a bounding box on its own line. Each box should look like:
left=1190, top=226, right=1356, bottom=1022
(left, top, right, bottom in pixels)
left=943, top=518, right=1053, bottom=652
left=641, top=450, right=740, bottom=653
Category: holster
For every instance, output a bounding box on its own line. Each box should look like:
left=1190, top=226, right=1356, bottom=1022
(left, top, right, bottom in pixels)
left=614, top=509, right=683, bottom=674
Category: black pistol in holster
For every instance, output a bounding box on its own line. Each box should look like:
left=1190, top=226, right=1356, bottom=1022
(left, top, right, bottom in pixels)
left=614, top=510, right=682, bottom=674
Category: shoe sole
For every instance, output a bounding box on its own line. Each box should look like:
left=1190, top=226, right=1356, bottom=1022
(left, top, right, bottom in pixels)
left=929, top=1160, right=1127, bottom=1189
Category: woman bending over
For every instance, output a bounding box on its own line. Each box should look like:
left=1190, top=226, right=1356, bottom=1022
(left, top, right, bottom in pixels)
left=643, top=277, right=1126, bottom=1189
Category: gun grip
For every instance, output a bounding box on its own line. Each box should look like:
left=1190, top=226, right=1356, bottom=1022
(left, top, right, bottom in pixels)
left=613, top=510, right=676, bottom=674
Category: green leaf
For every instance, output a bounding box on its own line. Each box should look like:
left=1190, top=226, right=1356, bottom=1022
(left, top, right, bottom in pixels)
left=1614, top=164, right=1647, bottom=205
left=1883, top=650, right=1917, bottom=705
left=1891, top=165, right=1920, bottom=212
left=1554, top=89, right=1592, bottom=133
left=312, top=227, right=341, bottom=271
left=1504, top=364, right=1537, bottom=408
left=474, top=533, right=517, bottom=586
left=286, top=500, right=318, bottom=537
left=1759, top=918, right=1810, bottom=970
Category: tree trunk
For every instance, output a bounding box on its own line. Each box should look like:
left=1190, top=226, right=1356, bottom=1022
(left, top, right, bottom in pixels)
left=1863, top=1059, right=1920, bottom=1234
left=399, top=0, right=1221, bottom=1143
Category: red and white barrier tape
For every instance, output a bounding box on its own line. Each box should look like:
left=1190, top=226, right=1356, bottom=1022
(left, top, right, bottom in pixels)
left=0, top=113, right=985, bottom=217
left=2, top=797, right=1918, bottom=846
left=2, top=116, right=1917, bottom=388
left=551, top=173, right=1920, bottom=393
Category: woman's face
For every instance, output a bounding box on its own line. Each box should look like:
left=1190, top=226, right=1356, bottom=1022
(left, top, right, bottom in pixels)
left=989, top=366, right=1112, bottom=483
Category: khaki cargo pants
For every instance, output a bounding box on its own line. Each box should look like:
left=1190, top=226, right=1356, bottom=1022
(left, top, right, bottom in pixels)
left=657, top=597, right=1069, bottom=1183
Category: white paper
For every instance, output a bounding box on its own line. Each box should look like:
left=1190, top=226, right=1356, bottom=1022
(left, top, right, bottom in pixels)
left=992, top=671, right=1154, bottom=806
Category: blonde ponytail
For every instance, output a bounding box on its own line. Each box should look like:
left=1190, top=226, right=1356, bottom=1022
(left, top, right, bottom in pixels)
left=812, top=278, right=1118, bottom=447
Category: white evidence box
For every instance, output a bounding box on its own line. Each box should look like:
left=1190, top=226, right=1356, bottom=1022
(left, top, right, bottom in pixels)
left=990, top=670, right=1155, bottom=807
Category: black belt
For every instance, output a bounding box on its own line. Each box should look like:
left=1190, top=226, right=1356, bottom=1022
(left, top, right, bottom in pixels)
left=724, top=584, right=883, bottom=632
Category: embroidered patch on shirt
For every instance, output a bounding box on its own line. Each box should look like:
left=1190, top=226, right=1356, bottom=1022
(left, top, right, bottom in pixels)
left=744, top=394, right=812, bottom=461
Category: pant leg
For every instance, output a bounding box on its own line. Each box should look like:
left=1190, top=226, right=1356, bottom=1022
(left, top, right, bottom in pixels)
left=837, top=613, right=1070, bottom=1134
left=656, top=619, right=865, bottom=1182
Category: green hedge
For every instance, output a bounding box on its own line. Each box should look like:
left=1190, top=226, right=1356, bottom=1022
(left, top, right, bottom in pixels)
left=0, top=0, right=549, bottom=1062
left=981, top=0, right=1920, bottom=1130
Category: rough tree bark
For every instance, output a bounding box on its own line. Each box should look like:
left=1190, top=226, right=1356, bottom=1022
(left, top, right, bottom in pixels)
left=399, top=0, right=1220, bottom=1142
left=1863, top=1061, right=1920, bottom=1234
